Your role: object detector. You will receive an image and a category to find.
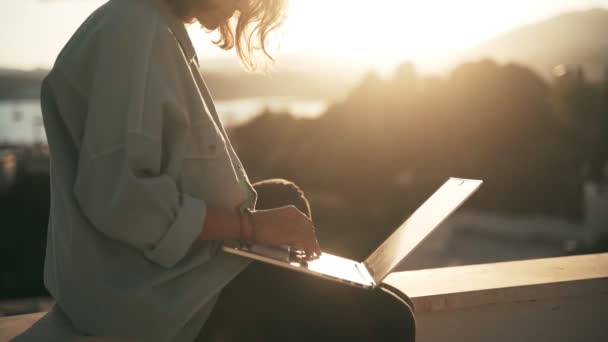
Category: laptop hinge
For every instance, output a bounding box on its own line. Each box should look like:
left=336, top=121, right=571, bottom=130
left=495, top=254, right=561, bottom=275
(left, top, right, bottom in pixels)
left=355, top=262, right=376, bottom=288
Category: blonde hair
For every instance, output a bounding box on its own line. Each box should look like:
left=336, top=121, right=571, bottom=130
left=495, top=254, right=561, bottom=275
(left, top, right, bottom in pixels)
left=171, top=0, right=287, bottom=72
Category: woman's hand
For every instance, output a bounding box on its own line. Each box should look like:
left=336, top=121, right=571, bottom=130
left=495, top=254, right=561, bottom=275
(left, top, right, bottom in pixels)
left=251, top=205, right=322, bottom=258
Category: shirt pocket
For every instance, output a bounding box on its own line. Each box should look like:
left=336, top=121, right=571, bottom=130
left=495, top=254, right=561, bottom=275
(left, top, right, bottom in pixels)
left=179, top=118, right=226, bottom=197
left=184, top=118, right=224, bottom=160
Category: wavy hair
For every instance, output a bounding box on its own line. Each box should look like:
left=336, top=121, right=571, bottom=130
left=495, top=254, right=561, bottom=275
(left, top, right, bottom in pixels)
left=171, top=0, right=287, bottom=72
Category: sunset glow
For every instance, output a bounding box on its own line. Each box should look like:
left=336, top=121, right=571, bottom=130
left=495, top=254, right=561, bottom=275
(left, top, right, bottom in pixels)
left=190, top=0, right=608, bottom=71
left=283, top=0, right=520, bottom=60
left=0, top=0, right=606, bottom=70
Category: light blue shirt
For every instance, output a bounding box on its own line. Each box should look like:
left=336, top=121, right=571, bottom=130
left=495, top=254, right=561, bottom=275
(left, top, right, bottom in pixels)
left=39, top=0, right=256, bottom=340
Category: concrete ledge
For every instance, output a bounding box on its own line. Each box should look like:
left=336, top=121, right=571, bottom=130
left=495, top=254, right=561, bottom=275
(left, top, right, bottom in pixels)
left=0, top=313, right=128, bottom=342
left=0, top=313, right=44, bottom=342
left=383, top=253, right=608, bottom=342
left=384, top=252, right=608, bottom=312
left=2, top=253, right=607, bottom=341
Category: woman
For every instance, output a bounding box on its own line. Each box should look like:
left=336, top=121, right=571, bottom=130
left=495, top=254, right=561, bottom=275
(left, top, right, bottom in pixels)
left=16, top=0, right=319, bottom=341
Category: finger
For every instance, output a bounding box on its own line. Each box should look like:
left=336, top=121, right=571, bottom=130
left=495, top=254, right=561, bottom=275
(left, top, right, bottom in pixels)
left=300, top=243, right=311, bottom=257
left=305, top=252, right=319, bottom=261
left=307, top=242, right=320, bottom=259
left=306, top=249, right=320, bottom=261
left=300, top=240, right=314, bottom=258
left=291, top=242, right=305, bottom=252
left=308, top=239, right=321, bottom=259
left=306, top=232, right=318, bottom=256
left=309, top=226, right=321, bottom=257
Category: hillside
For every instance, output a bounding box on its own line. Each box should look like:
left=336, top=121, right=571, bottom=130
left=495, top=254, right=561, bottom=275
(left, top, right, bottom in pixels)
left=466, top=8, right=608, bottom=81
left=0, top=65, right=357, bottom=101
left=0, top=69, right=47, bottom=100
left=2, top=8, right=608, bottom=99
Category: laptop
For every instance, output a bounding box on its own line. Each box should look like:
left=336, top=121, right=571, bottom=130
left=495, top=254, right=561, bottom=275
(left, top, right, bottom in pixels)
left=222, top=177, right=482, bottom=290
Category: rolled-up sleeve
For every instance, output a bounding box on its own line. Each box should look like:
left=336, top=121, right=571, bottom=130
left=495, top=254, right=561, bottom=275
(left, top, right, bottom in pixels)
left=73, top=139, right=205, bottom=268
left=71, top=11, right=204, bottom=268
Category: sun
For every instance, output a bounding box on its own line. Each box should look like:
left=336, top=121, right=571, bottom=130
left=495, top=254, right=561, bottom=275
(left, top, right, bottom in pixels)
left=282, top=0, right=524, bottom=66
left=188, top=0, right=585, bottom=73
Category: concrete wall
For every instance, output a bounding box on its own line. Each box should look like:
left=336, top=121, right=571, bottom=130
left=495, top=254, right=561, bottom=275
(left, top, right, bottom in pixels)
left=385, top=253, right=608, bottom=342
left=2, top=253, right=607, bottom=341
left=413, top=292, right=608, bottom=342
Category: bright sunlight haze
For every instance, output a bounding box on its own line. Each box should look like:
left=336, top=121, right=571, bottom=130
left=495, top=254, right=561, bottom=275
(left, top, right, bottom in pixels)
left=1, top=0, right=607, bottom=71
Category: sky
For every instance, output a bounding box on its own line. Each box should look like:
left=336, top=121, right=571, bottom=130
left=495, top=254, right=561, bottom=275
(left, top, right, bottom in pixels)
left=1, top=0, right=608, bottom=71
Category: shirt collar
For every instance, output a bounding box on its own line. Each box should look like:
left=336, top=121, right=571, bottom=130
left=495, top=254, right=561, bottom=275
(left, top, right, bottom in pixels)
left=145, top=0, right=198, bottom=65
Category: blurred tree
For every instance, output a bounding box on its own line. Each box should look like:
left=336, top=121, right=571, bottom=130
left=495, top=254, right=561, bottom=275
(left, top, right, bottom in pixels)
left=588, top=66, right=608, bottom=186
left=552, top=64, right=606, bottom=186
left=0, top=159, right=49, bottom=299
left=233, top=58, right=588, bottom=222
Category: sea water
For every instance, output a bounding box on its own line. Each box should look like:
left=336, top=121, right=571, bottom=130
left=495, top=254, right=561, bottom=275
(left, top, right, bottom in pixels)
left=0, top=97, right=328, bottom=145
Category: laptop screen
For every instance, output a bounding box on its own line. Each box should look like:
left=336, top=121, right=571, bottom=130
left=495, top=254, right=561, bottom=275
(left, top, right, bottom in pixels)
left=364, top=178, right=482, bottom=284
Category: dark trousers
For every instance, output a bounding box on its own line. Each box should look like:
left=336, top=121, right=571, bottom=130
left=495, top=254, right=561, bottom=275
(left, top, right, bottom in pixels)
left=197, top=179, right=416, bottom=342
left=199, top=262, right=416, bottom=341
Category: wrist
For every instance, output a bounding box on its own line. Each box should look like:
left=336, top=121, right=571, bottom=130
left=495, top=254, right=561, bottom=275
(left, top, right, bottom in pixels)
left=199, top=207, right=241, bottom=241
left=239, top=208, right=255, bottom=244
left=247, top=208, right=257, bottom=243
